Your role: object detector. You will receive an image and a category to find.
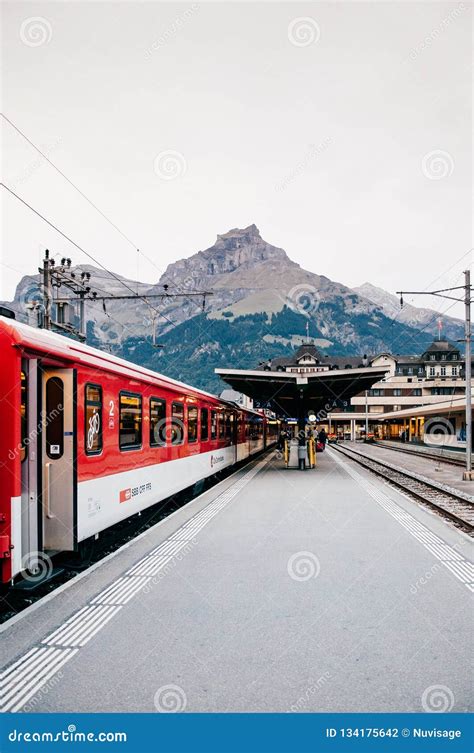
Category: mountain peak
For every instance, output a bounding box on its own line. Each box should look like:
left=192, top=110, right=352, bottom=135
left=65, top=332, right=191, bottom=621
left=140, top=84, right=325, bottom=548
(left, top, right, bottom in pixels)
left=215, top=224, right=261, bottom=243
left=161, top=225, right=291, bottom=282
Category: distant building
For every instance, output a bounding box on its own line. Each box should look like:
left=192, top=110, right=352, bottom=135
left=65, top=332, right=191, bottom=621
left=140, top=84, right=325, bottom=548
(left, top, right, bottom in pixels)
left=259, top=342, right=369, bottom=374
left=351, top=340, right=467, bottom=417
left=256, top=338, right=472, bottom=447
left=330, top=339, right=472, bottom=446
left=219, top=388, right=254, bottom=410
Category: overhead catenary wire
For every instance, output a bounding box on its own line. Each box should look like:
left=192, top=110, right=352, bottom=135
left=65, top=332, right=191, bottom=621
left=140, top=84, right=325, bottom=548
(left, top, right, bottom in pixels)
left=1, top=112, right=138, bottom=250
left=1, top=112, right=200, bottom=304
left=0, top=181, right=176, bottom=328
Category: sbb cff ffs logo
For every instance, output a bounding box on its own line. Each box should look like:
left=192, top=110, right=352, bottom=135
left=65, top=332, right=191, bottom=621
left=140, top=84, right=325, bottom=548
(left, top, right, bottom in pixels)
left=119, top=482, right=152, bottom=503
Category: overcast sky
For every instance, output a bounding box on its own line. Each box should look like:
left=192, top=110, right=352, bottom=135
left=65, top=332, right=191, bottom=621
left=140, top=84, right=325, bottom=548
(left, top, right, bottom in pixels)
left=2, top=1, right=472, bottom=319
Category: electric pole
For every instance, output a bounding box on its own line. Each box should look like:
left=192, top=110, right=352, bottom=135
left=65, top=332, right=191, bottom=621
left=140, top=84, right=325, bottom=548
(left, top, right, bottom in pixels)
left=397, top=270, right=473, bottom=481
left=36, top=249, right=213, bottom=347
left=464, top=269, right=471, bottom=479
left=41, top=249, right=52, bottom=331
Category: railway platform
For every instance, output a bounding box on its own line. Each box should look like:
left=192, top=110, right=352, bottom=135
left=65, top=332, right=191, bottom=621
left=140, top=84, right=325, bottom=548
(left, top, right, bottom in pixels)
left=1, top=448, right=473, bottom=714
left=341, top=442, right=473, bottom=496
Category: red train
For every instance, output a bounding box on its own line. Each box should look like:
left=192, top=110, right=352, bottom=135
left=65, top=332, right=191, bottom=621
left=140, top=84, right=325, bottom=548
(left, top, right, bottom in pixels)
left=0, top=316, right=278, bottom=585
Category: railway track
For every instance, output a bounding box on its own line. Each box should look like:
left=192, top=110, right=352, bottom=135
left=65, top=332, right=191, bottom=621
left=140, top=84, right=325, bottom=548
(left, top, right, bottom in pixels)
left=373, top=440, right=465, bottom=467
left=332, top=443, right=474, bottom=533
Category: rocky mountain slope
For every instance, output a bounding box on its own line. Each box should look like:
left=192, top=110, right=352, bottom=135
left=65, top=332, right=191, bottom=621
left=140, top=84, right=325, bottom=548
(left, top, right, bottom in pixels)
left=2, top=225, right=464, bottom=393
left=354, top=282, right=463, bottom=341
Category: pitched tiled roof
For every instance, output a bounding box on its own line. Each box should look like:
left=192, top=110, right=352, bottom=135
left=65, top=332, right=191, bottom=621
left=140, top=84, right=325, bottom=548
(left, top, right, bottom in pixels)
left=423, top=339, right=460, bottom=353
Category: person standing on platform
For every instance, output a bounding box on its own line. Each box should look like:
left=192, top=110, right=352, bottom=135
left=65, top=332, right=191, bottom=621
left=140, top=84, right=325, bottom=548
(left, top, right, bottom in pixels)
left=318, top=427, right=327, bottom=448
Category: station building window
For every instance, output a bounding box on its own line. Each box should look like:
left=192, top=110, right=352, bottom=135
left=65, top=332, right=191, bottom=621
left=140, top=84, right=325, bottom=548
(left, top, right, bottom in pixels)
left=210, top=410, right=217, bottom=440
left=440, top=367, right=446, bottom=376
left=150, top=397, right=166, bottom=446
left=188, top=406, right=198, bottom=443
left=85, top=384, right=103, bottom=455
left=119, top=392, right=142, bottom=449
left=201, top=408, right=209, bottom=441
left=452, top=367, right=458, bottom=376
left=171, top=402, right=184, bottom=445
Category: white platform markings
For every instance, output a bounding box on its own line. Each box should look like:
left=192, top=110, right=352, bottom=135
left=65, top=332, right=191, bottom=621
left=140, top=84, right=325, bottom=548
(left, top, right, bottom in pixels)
left=0, top=647, right=79, bottom=713
left=329, top=448, right=474, bottom=592
left=1, top=454, right=270, bottom=712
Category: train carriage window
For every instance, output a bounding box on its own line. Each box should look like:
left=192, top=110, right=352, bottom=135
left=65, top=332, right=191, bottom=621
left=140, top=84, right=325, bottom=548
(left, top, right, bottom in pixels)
left=171, top=402, right=184, bottom=445
left=201, top=408, right=209, bottom=441
left=119, top=392, right=142, bottom=449
left=225, top=411, right=233, bottom=439
left=20, top=370, right=27, bottom=462
left=218, top=411, right=225, bottom=439
left=46, top=377, right=64, bottom=459
left=210, top=410, right=217, bottom=440
left=85, top=384, right=103, bottom=455
left=150, top=397, right=166, bottom=446
left=188, top=406, right=198, bottom=443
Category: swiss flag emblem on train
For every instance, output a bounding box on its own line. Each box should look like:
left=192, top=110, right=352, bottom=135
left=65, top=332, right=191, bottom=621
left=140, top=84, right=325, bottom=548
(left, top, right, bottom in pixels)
left=119, top=488, right=132, bottom=503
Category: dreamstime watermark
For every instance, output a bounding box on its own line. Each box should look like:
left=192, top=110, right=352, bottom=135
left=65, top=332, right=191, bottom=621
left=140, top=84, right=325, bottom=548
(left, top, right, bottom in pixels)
left=423, top=416, right=455, bottom=446
left=288, top=17, right=320, bottom=48
left=20, top=16, right=53, bottom=47
left=421, top=150, right=454, bottom=180
left=8, top=404, right=63, bottom=461
left=421, top=684, right=455, bottom=713
left=145, top=4, right=199, bottom=58
left=407, top=3, right=466, bottom=61
left=20, top=552, right=53, bottom=584
left=8, top=725, right=127, bottom=744
left=21, top=672, right=64, bottom=712
left=19, top=280, right=42, bottom=309
left=287, top=551, right=320, bottom=582
left=287, top=283, right=321, bottom=317
left=10, top=138, right=62, bottom=192
left=142, top=539, right=198, bottom=594
left=288, top=672, right=332, bottom=711
left=409, top=563, right=441, bottom=594
left=154, top=684, right=187, bottom=712
left=153, top=150, right=187, bottom=181
left=276, top=138, right=332, bottom=192
left=148, top=415, right=185, bottom=445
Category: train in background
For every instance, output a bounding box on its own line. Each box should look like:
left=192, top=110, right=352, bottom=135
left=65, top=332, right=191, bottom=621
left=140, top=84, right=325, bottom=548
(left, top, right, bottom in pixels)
left=0, top=316, right=279, bottom=585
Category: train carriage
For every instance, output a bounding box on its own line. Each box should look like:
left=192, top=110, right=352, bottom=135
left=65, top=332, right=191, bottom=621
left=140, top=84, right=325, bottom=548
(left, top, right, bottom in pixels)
left=0, top=317, right=276, bottom=585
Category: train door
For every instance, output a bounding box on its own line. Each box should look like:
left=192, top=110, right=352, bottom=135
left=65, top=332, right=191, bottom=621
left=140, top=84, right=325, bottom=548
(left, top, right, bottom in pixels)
left=19, top=359, right=40, bottom=574
left=41, top=368, right=76, bottom=551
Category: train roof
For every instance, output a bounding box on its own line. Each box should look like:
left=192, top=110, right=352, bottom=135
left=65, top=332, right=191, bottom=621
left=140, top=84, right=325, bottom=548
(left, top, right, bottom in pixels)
left=0, top=316, right=262, bottom=415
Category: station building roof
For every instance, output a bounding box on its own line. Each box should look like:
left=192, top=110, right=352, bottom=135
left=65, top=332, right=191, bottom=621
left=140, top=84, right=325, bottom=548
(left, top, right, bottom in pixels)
left=215, top=365, right=390, bottom=416
left=379, top=397, right=471, bottom=421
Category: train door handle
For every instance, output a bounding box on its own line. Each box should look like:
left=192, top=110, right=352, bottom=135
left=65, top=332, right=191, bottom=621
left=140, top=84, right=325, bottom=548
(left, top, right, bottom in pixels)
left=44, top=462, right=55, bottom=519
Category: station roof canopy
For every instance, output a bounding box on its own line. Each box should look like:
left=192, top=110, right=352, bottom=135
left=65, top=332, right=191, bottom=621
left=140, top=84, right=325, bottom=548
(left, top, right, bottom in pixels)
left=380, top=397, right=470, bottom=421
left=215, top=366, right=390, bottom=417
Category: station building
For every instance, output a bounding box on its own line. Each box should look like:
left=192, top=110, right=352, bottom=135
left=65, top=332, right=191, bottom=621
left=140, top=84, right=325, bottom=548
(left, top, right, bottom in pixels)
left=251, top=338, right=472, bottom=449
